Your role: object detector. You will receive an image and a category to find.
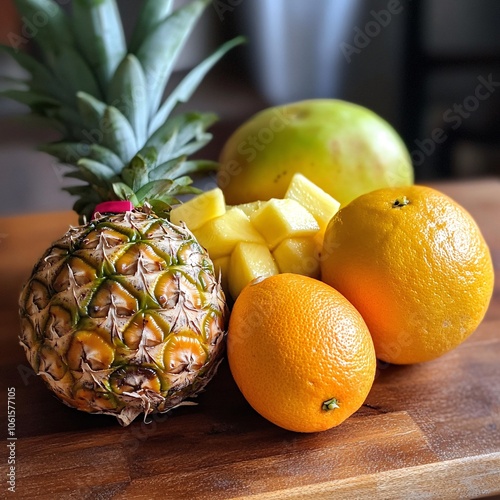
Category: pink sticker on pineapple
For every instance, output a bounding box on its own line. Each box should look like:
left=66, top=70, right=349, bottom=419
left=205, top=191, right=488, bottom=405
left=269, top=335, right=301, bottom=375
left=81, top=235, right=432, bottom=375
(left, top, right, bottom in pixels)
left=93, top=201, right=134, bottom=218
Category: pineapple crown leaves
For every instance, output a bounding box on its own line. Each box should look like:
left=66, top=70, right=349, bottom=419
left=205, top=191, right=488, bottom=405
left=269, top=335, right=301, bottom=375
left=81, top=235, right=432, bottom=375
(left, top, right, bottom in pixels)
left=1, top=0, right=244, bottom=222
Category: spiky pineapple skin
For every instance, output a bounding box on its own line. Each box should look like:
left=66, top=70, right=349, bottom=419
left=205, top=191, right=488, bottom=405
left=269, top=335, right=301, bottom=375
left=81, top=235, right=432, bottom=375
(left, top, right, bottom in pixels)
left=19, top=210, right=227, bottom=426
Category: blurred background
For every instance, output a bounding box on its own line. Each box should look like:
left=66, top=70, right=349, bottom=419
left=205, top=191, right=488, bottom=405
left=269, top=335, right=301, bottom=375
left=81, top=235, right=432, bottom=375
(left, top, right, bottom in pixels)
left=1, top=0, right=499, bottom=215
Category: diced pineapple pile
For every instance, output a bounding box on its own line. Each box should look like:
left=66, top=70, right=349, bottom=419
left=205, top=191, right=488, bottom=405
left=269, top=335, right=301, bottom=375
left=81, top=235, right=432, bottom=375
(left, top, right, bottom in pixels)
left=170, top=173, right=340, bottom=300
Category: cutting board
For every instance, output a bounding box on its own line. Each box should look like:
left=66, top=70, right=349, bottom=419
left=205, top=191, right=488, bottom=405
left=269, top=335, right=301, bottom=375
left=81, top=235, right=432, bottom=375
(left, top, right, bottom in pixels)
left=0, top=179, right=499, bottom=499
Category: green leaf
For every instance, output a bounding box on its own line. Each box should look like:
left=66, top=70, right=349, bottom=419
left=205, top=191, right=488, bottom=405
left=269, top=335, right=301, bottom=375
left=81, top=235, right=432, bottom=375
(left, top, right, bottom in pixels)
left=0, top=44, right=70, bottom=103
left=65, top=170, right=110, bottom=215
left=89, top=144, right=123, bottom=174
left=108, top=55, right=148, bottom=147
left=40, top=142, right=124, bottom=172
left=72, top=193, right=100, bottom=212
left=112, top=182, right=138, bottom=205
left=157, top=126, right=216, bottom=165
left=63, top=185, right=89, bottom=196
left=0, top=89, right=59, bottom=108
left=147, top=199, right=173, bottom=218
left=0, top=90, right=80, bottom=133
left=86, top=144, right=124, bottom=173
left=172, top=159, right=219, bottom=176
left=165, top=133, right=213, bottom=162
left=149, top=158, right=218, bottom=181
left=121, top=154, right=150, bottom=192
left=12, top=0, right=74, bottom=60
left=9, top=3, right=102, bottom=108
left=132, top=146, right=158, bottom=169
left=153, top=128, right=179, bottom=165
left=49, top=44, right=102, bottom=102
left=135, top=176, right=201, bottom=205
left=40, top=143, right=89, bottom=164
left=144, top=112, right=217, bottom=165
left=76, top=95, right=137, bottom=161
left=168, top=175, right=200, bottom=191
left=76, top=91, right=107, bottom=131
left=148, top=156, right=186, bottom=181
left=101, top=106, right=138, bottom=163
left=65, top=170, right=91, bottom=183
left=149, top=36, right=245, bottom=134
left=72, top=158, right=120, bottom=188
left=135, top=179, right=174, bottom=203
left=30, top=115, right=66, bottom=135
left=0, top=76, right=27, bottom=88
left=134, top=0, right=210, bottom=117
left=129, top=0, right=174, bottom=52
left=50, top=106, right=86, bottom=134
left=72, top=191, right=102, bottom=223
left=72, top=0, right=127, bottom=87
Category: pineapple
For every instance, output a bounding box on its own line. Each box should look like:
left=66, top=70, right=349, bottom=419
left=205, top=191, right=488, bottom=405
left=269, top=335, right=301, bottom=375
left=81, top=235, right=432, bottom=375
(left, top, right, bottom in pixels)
left=285, top=173, right=341, bottom=249
left=285, top=173, right=341, bottom=231
left=250, top=198, right=319, bottom=249
left=272, top=238, right=320, bottom=278
left=176, top=177, right=340, bottom=299
left=20, top=211, right=226, bottom=425
left=192, top=207, right=265, bottom=259
left=170, top=187, right=226, bottom=229
left=228, top=242, right=278, bottom=299
left=235, top=200, right=265, bottom=217
left=4, top=0, right=242, bottom=425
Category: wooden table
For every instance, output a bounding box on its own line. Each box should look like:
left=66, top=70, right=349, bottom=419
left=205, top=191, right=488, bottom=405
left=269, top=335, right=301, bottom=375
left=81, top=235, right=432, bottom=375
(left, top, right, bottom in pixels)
left=1, top=179, right=499, bottom=499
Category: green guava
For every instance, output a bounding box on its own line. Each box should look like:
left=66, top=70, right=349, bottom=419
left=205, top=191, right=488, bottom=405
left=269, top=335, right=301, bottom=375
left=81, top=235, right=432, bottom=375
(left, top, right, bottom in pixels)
left=217, top=99, right=413, bottom=206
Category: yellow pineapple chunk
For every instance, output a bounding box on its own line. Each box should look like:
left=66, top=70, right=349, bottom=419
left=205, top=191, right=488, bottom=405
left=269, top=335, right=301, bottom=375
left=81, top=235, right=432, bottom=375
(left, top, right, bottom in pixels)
left=193, top=207, right=265, bottom=259
left=235, top=200, right=265, bottom=217
left=250, top=198, right=319, bottom=249
left=229, top=242, right=279, bottom=299
left=170, top=188, right=226, bottom=230
left=272, top=238, right=320, bottom=278
left=213, top=256, right=230, bottom=295
left=285, top=173, right=340, bottom=231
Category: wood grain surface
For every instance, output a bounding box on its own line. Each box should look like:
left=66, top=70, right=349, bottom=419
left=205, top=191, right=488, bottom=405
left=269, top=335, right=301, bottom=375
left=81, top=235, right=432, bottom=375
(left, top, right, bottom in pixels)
left=0, top=179, right=499, bottom=499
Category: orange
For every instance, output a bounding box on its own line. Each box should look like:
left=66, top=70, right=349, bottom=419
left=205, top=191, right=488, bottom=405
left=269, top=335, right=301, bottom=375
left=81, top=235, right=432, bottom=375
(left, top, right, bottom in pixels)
left=321, top=185, right=494, bottom=365
left=227, top=273, right=376, bottom=433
